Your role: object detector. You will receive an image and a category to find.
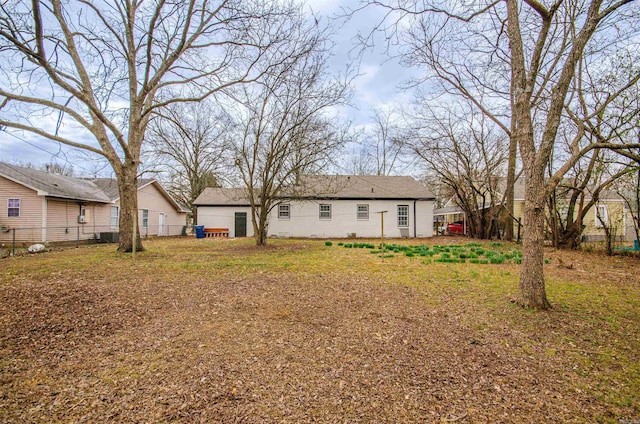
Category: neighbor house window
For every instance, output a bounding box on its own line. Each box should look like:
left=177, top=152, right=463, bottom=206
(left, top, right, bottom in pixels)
left=319, top=204, right=331, bottom=219
left=7, top=199, right=20, bottom=217
left=110, top=206, right=119, bottom=229
left=595, top=204, right=609, bottom=228
left=142, top=209, right=148, bottom=228
left=278, top=204, right=290, bottom=219
left=397, top=205, right=409, bottom=227
left=357, top=204, right=369, bottom=220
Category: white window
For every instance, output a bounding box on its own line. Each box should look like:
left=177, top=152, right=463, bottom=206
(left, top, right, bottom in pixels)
left=319, top=204, right=331, bottom=219
left=398, top=205, right=409, bottom=227
left=142, top=209, right=148, bottom=228
left=595, top=204, right=608, bottom=228
left=110, top=206, right=119, bottom=229
left=278, top=204, right=290, bottom=219
left=7, top=199, right=20, bottom=217
left=357, top=204, right=369, bottom=220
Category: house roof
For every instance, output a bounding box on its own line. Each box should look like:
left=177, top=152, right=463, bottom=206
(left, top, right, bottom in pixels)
left=0, top=163, right=186, bottom=212
left=282, top=175, right=435, bottom=200
left=0, top=162, right=111, bottom=203
left=91, top=178, right=154, bottom=201
left=433, top=205, right=465, bottom=216
left=193, top=175, right=435, bottom=206
left=193, top=188, right=250, bottom=206
left=91, top=178, right=188, bottom=213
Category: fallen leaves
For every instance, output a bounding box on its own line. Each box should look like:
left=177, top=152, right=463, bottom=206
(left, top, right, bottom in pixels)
left=0, top=237, right=638, bottom=422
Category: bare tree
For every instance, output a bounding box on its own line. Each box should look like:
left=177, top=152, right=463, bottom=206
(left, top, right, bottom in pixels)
left=615, top=165, right=640, bottom=243
left=410, top=100, right=509, bottom=239
left=0, top=0, right=301, bottom=252
left=343, top=140, right=379, bottom=175
left=547, top=148, right=635, bottom=249
left=364, top=107, right=410, bottom=176
left=355, top=0, right=640, bottom=309
left=145, top=100, right=231, bottom=219
left=231, top=17, right=351, bottom=246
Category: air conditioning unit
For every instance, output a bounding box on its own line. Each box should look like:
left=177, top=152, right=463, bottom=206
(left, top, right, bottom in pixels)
left=99, top=232, right=120, bottom=243
left=78, top=215, right=86, bottom=224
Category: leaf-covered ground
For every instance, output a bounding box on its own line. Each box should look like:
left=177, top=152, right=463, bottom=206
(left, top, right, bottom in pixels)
left=1, top=237, right=638, bottom=423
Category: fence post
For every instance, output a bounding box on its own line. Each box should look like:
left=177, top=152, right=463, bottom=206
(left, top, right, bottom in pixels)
left=11, top=228, right=15, bottom=256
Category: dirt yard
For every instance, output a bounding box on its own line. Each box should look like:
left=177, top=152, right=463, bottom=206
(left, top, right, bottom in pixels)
left=1, top=237, right=638, bottom=423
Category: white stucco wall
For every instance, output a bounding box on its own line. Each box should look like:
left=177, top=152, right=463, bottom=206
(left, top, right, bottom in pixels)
left=197, top=206, right=254, bottom=238
left=269, top=199, right=433, bottom=238
left=196, top=199, right=434, bottom=239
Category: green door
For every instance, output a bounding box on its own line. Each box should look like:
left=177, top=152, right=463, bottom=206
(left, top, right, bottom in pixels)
left=234, top=212, right=247, bottom=237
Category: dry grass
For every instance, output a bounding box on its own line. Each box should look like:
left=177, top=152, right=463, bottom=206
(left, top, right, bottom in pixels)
left=1, top=236, right=639, bottom=423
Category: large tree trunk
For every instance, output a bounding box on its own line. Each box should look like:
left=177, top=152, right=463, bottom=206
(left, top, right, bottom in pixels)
left=517, top=169, right=551, bottom=309
left=255, top=209, right=268, bottom=246
left=116, top=166, right=144, bottom=253
left=504, top=136, right=517, bottom=240
left=251, top=199, right=269, bottom=247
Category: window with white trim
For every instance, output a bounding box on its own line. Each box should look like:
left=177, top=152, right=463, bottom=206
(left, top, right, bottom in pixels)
left=397, top=205, right=409, bottom=227
left=142, top=209, right=149, bottom=228
left=595, top=204, right=609, bottom=228
left=319, top=204, right=331, bottom=219
left=278, top=204, right=290, bottom=219
left=110, top=206, right=119, bottom=229
left=7, top=199, right=20, bottom=217
left=357, top=204, right=369, bottom=220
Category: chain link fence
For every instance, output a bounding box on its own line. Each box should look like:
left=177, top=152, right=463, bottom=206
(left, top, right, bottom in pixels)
left=1, top=224, right=191, bottom=256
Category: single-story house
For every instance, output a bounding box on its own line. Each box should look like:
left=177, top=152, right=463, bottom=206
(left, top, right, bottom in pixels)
left=194, top=175, right=435, bottom=239
left=0, top=162, right=187, bottom=243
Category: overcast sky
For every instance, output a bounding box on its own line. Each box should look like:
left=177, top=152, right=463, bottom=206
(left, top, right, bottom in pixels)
left=0, top=0, right=415, bottom=177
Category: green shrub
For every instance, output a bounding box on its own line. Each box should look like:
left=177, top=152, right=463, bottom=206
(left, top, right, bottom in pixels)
left=404, top=252, right=415, bottom=257
left=344, top=244, right=353, bottom=248
left=337, top=242, right=344, bottom=246
left=470, top=259, right=489, bottom=264
left=489, top=256, right=505, bottom=264
left=325, top=241, right=333, bottom=246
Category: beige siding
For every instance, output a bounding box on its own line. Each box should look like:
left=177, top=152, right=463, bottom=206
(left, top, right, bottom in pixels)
left=44, top=199, right=108, bottom=242
left=0, top=176, right=44, bottom=242
left=582, top=201, right=626, bottom=239
left=128, top=183, right=186, bottom=237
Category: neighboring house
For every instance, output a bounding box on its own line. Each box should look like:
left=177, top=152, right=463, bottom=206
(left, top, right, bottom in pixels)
left=194, top=175, right=435, bottom=239
left=434, top=179, right=636, bottom=242
left=0, top=163, right=187, bottom=243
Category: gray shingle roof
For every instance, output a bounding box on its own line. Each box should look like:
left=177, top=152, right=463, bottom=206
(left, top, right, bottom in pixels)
left=193, top=188, right=250, bottom=206
left=91, top=178, right=154, bottom=201
left=193, top=175, right=434, bottom=205
left=283, top=175, right=435, bottom=200
left=0, top=162, right=110, bottom=203
left=1, top=163, right=186, bottom=212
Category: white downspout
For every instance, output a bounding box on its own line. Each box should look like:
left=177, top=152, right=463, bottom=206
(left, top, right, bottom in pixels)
left=42, top=197, right=47, bottom=242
